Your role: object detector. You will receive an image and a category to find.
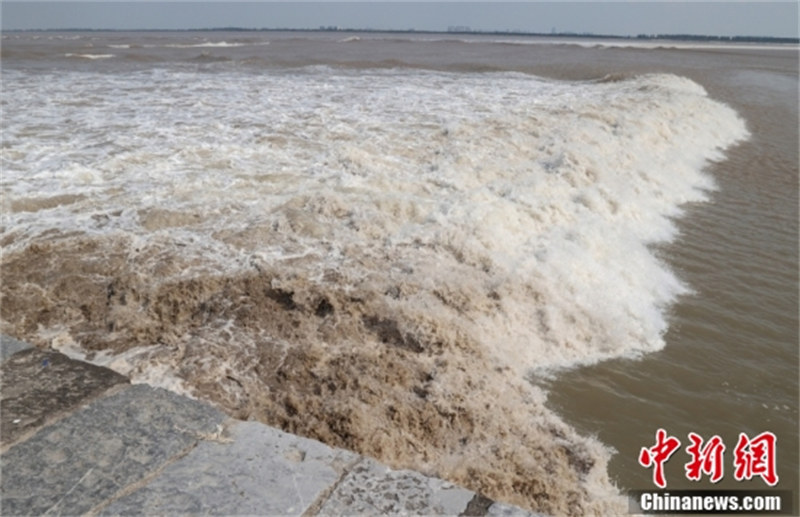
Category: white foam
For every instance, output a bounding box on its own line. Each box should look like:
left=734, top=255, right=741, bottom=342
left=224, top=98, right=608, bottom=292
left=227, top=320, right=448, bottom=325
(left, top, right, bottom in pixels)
left=45, top=328, right=191, bottom=395
left=160, top=41, right=268, bottom=48
left=64, top=53, right=115, bottom=59
left=433, top=35, right=797, bottom=51
left=1, top=68, right=748, bottom=373
left=94, top=346, right=192, bottom=395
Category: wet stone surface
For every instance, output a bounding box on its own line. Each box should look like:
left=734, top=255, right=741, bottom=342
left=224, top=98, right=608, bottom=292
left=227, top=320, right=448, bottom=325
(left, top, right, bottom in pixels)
left=102, top=420, right=360, bottom=516
left=0, top=347, right=128, bottom=447
left=1, top=384, right=226, bottom=516
left=318, top=456, right=476, bottom=515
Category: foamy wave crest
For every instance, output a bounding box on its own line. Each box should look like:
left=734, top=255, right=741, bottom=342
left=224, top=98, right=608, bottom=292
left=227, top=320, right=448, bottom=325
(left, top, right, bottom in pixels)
left=64, top=53, right=115, bottom=59
left=0, top=65, right=749, bottom=386
left=1, top=67, right=747, bottom=514
left=160, top=41, right=267, bottom=48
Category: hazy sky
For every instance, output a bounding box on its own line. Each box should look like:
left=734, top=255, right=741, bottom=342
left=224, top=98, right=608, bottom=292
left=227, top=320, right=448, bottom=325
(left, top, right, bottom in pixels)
left=2, top=2, right=798, bottom=38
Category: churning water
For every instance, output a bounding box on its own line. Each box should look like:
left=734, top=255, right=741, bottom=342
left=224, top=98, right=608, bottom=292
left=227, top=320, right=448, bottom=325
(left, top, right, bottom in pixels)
left=1, top=32, right=796, bottom=515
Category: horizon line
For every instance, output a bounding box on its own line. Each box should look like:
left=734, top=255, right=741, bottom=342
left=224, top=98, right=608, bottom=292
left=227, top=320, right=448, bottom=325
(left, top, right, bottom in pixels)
left=3, top=27, right=799, bottom=44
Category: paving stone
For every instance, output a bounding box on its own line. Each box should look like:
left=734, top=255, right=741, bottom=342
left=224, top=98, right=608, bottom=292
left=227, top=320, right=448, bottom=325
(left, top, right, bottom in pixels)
left=0, top=348, right=128, bottom=447
left=0, top=335, right=31, bottom=362
left=317, top=456, right=475, bottom=516
left=0, top=384, right=225, bottom=516
left=102, top=420, right=359, bottom=516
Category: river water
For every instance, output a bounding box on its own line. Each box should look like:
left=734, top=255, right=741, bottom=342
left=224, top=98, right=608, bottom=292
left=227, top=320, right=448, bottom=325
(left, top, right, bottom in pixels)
left=1, top=31, right=796, bottom=514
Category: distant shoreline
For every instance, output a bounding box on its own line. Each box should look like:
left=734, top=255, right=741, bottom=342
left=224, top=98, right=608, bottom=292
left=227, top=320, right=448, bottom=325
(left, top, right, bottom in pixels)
left=4, top=27, right=799, bottom=45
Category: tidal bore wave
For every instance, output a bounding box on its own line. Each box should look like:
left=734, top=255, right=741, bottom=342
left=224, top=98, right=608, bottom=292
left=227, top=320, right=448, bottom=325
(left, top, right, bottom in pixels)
left=1, top=67, right=748, bottom=514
